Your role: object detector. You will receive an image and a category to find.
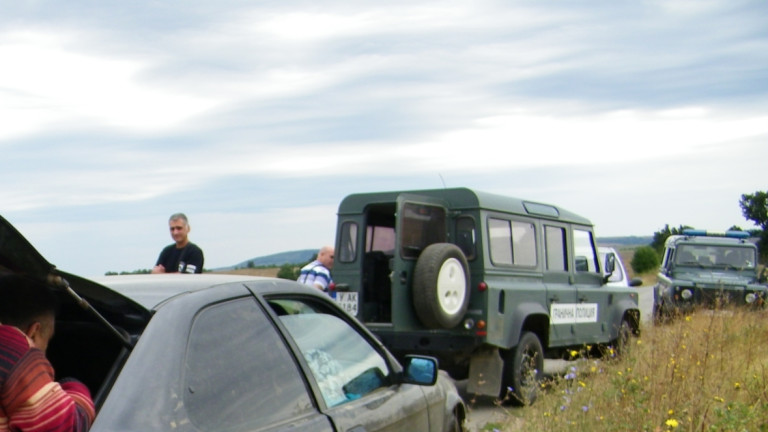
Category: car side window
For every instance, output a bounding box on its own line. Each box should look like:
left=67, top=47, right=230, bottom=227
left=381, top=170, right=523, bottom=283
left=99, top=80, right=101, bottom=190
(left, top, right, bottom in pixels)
left=271, top=299, right=390, bottom=407
left=545, top=225, right=567, bottom=271
left=185, top=298, right=314, bottom=431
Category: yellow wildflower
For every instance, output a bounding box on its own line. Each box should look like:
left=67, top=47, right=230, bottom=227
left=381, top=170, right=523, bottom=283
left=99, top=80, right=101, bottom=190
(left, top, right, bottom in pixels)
left=665, top=418, right=679, bottom=428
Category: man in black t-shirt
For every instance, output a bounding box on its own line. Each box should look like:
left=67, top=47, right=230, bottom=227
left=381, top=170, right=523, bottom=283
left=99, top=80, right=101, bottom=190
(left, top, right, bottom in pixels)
left=151, top=213, right=204, bottom=274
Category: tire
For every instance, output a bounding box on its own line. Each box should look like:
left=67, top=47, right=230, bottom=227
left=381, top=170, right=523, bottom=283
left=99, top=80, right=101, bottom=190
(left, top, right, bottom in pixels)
left=614, top=318, right=633, bottom=357
left=413, top=243, right=470, bottom=329
left=448, top=408, right=464, bottom=432
left=499, top=331, right=544, bottom=406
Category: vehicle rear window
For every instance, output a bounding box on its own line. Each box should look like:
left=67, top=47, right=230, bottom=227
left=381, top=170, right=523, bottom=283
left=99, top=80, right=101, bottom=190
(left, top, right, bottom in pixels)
left=400, top=203, right=446, bottom=259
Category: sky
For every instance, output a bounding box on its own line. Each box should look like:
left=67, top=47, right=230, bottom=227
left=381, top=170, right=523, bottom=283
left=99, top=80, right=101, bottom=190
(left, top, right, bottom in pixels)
left=1, top=0, right=766, bottom=277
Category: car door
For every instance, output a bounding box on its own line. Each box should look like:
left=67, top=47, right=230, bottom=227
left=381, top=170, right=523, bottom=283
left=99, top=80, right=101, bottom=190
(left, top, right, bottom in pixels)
left=267, top=296, right=431, bottom=432
left=93, top=286, right=335, bottom=432
left=542, top=223, right=578, bottom=346
left=571, top=228, right=611, bottom=343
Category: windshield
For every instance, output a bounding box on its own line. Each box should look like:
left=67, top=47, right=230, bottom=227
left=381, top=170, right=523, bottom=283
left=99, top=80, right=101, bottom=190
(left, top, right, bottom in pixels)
left=675, top=245, right=756, bottom=269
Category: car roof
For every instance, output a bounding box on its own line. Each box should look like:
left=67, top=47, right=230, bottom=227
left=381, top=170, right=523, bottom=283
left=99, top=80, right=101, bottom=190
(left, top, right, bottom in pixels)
left=89, top=273, right=286, bottom=310
left=338, top=187, right=592, bottom=225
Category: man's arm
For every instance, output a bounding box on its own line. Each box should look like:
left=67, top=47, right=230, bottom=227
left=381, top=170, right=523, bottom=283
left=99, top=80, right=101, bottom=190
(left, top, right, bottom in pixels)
left=185, top=244, right=204, bottom=274
left=3, top=349, right=95, bottom=432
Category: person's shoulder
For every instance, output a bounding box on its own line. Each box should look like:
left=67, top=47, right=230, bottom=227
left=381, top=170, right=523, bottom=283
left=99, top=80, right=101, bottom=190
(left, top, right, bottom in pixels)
left=0, top=324, right=33, bottom=352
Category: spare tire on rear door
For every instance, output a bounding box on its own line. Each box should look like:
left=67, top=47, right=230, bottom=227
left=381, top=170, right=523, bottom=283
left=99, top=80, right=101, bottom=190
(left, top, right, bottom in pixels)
left=413, top=243, right=471, bottom=329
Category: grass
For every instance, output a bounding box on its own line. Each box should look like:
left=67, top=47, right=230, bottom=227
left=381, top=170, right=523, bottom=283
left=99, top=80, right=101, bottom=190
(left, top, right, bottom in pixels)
left=486, top=307, right=768, bottom=431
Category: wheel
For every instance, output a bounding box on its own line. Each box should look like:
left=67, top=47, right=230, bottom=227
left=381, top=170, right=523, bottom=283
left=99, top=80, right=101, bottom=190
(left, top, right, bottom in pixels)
left=499, top=331, right=544, bottom=406
left=448, top=408, right=464, bottom=432
left=413, top=243, right=470, bottom=329
left=614, top=318, right=632, bottom=357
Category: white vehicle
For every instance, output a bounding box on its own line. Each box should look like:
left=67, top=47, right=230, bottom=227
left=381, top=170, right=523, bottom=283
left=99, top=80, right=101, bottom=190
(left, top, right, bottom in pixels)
left=599, top=247, right=643, bottom=287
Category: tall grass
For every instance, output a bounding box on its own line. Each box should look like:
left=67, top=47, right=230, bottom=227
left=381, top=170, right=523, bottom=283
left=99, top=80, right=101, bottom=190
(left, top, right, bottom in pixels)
left=489, top=308, right=768, bottom=431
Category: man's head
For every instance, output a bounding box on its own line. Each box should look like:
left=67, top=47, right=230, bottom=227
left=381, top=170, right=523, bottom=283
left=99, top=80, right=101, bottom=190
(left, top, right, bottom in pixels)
left=168, top=213, right=191, bottom=247
left=318, top=246, right=335, bottom=270
left=0, top=274, right=58, bottom=352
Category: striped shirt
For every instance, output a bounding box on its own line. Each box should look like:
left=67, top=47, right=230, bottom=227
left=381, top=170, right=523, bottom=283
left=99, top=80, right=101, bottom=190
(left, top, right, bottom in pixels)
left=0, top=325, right=95, bottom=432
left=297, top=260, right=332, bottom=291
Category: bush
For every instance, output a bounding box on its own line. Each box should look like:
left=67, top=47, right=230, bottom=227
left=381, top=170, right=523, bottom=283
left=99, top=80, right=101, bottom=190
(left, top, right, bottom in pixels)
left=630, top=246, right=659, bottom=274
left=276, top=263, right=299, bottom=280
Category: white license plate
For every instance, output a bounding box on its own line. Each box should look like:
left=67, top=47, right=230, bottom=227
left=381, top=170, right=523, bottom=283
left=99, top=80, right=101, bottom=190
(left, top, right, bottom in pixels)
left=334, top=292, right=358, bottom=316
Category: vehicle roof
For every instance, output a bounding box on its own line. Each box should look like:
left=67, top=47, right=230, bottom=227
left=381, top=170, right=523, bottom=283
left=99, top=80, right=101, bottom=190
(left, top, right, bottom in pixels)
left=338, top=187, right=592, bottom=225
left=89, top=273, right=294, bottom=310
left=664, top=234, right=756, bottom=248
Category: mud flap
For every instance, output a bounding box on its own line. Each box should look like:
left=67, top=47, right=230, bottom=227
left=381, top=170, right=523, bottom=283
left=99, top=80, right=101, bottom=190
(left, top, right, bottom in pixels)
left=466, top=347, right=504, bottom=396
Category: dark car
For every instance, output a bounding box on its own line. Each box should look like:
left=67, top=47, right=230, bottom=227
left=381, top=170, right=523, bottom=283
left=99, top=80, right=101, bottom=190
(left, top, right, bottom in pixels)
left=0, top=216, right=466, bottom=432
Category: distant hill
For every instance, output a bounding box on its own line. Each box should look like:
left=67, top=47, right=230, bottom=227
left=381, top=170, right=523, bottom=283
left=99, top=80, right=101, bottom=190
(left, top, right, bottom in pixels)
left=216, top=249, right=316, bottom=271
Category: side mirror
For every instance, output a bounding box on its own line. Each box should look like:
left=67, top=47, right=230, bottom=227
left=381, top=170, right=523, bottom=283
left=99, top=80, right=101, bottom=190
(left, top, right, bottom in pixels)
left=604, top=253, right=616, bottom=275
left=402, top=355, right=438, bottom=386
left=628, top=277, right=643, bottom=287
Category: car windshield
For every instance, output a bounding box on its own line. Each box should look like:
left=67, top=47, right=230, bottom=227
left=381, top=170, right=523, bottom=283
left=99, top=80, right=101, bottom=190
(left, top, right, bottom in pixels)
left=675, top=245, right=756, bottom=269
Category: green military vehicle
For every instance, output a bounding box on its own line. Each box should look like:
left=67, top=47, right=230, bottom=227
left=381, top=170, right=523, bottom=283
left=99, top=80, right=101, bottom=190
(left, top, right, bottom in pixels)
left=653, top=229, right=766, bottom=318
left=331, top=188, right=640, bottom=404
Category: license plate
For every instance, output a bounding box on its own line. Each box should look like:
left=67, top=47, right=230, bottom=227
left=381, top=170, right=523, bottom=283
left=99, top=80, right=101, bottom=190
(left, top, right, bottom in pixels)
left=333, top=292, right=359, bottom=316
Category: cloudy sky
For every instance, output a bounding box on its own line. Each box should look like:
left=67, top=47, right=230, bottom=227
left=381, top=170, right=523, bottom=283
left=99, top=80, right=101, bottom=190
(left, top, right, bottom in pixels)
left=2, top=0, right=766, bottom=276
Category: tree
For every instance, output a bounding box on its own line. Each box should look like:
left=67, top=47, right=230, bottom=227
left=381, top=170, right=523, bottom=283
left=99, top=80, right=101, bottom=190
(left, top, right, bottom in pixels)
left=276, top=263, right=299, bottom=280
left=740, top=192, right=768, bottom=230
left=651, top=224, right=693, bottom=256
left=740, top=191, right=768, bottom=263
left=630, top=246, right=660, bottom=274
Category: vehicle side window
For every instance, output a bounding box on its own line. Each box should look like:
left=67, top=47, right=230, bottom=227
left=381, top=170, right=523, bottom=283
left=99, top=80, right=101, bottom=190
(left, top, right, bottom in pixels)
left=512, top=221, right=536, bottom=266
left=185, top=298, right=314, bottom=431
left=272, top=299, right=390, bottom=407
left=339, top=221, right=358, bottom=263
left=489, top=218, right=512, bottom=264
left=455, top=216, right=476, bottom=260
left=366, top=225, right=395, bottom=253
left=545, top=226, right=567, bottom=271
left=573, top=229, right=599, bottom=273
left=488, top=218, right=536, bottom=266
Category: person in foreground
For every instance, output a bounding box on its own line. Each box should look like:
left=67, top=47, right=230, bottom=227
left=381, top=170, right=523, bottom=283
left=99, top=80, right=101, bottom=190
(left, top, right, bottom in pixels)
left=297, top=246, right=335, bottom=291
left=0, top=274, right=95, bottom=432
left=152, top=212, right=204, bottom=274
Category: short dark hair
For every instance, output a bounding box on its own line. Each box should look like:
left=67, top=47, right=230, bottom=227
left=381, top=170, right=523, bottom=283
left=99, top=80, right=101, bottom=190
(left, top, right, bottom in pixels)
left=0, top=274, right=58, bottom=329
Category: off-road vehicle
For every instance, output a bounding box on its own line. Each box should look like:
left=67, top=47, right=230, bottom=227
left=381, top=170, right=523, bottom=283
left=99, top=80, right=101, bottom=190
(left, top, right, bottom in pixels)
left=331, top=187, right=640, bottom=404
left=653, top=229, right=766, bottom=318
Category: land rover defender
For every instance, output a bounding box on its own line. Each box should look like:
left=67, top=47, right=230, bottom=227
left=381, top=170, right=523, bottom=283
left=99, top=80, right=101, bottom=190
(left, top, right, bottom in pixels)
left=653, top=229, right=766, bottom=318
left=331, top=188, right=640, bottom=404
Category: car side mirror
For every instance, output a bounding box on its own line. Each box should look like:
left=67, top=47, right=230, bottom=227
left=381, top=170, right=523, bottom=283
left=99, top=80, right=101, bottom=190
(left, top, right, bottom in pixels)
left=402, top=355, right=438, bottom=386
left=628, top=277, right=643, bottom=287
left=604, top=253, right=616, bottom=275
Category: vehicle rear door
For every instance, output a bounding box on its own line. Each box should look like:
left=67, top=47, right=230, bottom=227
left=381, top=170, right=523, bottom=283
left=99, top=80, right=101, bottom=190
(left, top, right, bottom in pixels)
left=392, top=194, right=449, bottom=329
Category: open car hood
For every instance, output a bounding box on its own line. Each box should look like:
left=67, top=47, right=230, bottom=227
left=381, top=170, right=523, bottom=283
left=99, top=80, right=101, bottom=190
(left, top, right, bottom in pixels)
left=0, top=215, right=151, bottom=333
